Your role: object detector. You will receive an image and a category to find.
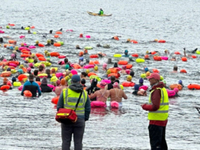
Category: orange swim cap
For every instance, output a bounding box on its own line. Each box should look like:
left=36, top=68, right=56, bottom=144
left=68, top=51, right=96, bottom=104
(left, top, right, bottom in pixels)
left=79, top=51, right=84, bottom=56
left=60, top=78, right=66, bottom=86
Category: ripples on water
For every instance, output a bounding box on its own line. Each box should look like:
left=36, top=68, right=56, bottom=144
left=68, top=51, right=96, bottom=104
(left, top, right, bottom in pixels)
left=0, top=0, right=200, bottom=149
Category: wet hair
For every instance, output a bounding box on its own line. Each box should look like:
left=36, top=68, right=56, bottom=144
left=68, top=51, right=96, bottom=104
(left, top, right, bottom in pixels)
left=107, top=58, right=112, bottom=64
left=110, top=76, right=116, bottom=82
left=46, top=69, right=50, bottom=75
left=33, top=70, right=39, bottom=76
left=81, top=79, right=86, bottom=85
left=81, top=72, right=87, bottom=77
left=34, top=59, right=38, bottom=64
left=49, top=30, right=53, bottom=34
left=130, top=71, right=135, bottom=77
left=173, top=65, right=178, bottom=71
left=114, top=62, right=118, bottom=68
left=38, top=65, right=44, bottom=72
left=0, top=37, right=3, bottom=43
left=64, top=58, right=68, bottom=64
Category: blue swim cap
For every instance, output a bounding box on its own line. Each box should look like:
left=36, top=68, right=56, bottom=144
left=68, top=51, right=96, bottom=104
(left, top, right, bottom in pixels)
left=144, top=67, right=149, bottom=72
left=178, top=80, right=182, bottom=84
left=12, top=77, right=16, bottom=82
left=139, top=78, right=143, bottom=83
left=79, top=57, right=84, bottom=61
left=59, top=76, right=64, bottom=80
left=17, top=69, right=23, bottom=74
left=125, top=50, right=128, bottom=53
left=134, top=84, right=140, bottom=91
left=9, top=46, right=14, bottom=50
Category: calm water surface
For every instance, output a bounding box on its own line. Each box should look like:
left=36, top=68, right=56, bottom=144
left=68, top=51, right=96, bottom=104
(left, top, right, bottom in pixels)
left=0, top=0, right=200, bottom=149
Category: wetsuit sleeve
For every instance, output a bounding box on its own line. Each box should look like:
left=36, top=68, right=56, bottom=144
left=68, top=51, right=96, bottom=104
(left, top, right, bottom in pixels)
left=142, top=89, right=161, bottom=111
left=37, top=84, right=41, bottom=96
left=57, top=92, right=64, bottom=111
left=85, top=95, right=91, bottom=121
left=21, top=82, right=27, bottom=96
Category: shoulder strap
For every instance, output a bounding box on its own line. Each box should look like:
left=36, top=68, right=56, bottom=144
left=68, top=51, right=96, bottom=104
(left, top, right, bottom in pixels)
left=74, top=90, right=83, bottom=111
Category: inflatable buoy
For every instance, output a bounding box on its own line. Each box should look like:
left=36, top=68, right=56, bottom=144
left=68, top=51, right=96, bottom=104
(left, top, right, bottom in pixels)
left=118, top=60, right=128, bottom=65
left=83, top=65, right=94, bottom=69
left=191, top=55, right=197, bottom=58
left=113, top=36, right=119, bottom=40
left=132, top=53, right=139, bottom=57
left=167, top=88, right=178, bottom=97
left=136, top=58, right=145, bottom=63
left=54, top=34, right=59, bottom=38
left=50, top=52, right=60, bottom=57
left=180, top=69, right=187, bottom=73
left=84, top=46, right=93, bottom=50
left=38, top=57, right=46, bottom=61
left=122, top=82, right=135, bottom=87
left=8, top=40, right=16, bottom=44
left=21, top=54, right=31, bottom=58
left=18, top=74, right=27, bottom=81
left=131, top=40, right=138, bottom=44
left=158, top=40, right=166, bottom=43
left=89, top=60, right=100, bottom=65
left=188, top=84, right=200, bottom=90
left=139, top=85, right=148, bottom=91
left=24, top=90, right=32, bottom=97
left=38, top=43, right=45, bottom=47
left=170, top=84, right=182, bottom=90
left=54, top=43, right=61, bottom=47
left=0, top=85, right=10, bottom=91
left=140, top=73, right=146, bottom=78
left=13, top=82, right=21, bottom=87
left=181, top=57, right=187, bottom=62
left=174, top=51, right=181, bottom=55
left=108, top=73, right=120, bottom=78
left=126, top=64, right=133, bottom=69
left=91, top=101, right=106, bottom=108
left=160, top=56, right=168, bottom=60
left=88, top=72, right=97, bottom=77
left=56, top=31, right=62, bottom=34
left=90, top=54, right=99, bottom=58
left=51, top=96, right=59, bottom=105
left=36, top=53, right=44, bottom=58
left=153, top=69, right=159, bottom=73
left=110, top=101, right=119, bottom=109
left=113, top=54, right=122, bottom=58
left=108, top=68, right=119, bottom=73
left=38, top=73, right=48, bottom=78
left=58, top=55, right=66, bottom=59
left=85, top=35, right=91, bottom=38
left=72, top=64, right=82, bottom=69
left=0, top=71, right=11, bottom=77
left=153, top=56, right=162, bottom=61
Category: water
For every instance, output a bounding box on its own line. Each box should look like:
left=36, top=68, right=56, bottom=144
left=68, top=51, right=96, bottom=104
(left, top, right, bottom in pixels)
left=0, top=0, right=200, bottom=149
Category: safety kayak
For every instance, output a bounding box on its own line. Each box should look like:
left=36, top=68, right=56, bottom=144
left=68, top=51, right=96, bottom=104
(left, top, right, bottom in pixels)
left=87, top=11, right=112, bottom=16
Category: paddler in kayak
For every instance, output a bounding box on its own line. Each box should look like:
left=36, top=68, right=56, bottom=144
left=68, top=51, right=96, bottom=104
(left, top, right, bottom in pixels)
left=98, top=8, right=104, bottom=15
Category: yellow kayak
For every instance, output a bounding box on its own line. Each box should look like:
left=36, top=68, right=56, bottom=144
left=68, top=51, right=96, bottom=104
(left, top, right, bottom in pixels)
left=87, top=11, right=112, bottom=17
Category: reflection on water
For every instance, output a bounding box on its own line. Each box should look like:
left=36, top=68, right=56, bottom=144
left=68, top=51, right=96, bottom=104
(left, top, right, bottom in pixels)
left=0, top=0, right=200, bottom=149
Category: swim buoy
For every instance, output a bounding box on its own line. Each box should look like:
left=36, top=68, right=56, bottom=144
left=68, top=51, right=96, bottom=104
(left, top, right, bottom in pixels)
left=132, top=53, right=139, bottom=57
left=83, top=65, right=94, bottom=69
left=160, top=56, right=168, bottom=60
left=50, top=52, right=60, bottom=57
left=174, top=51, right=181, bottom=55
left=131, top=40, right=138, bottom=44
left=144, top=55, right=149, bottom=59
left=8, top=40, right=16, bottom=44
left=36, top=81, right=41, bottom=86
left=153, top=69, right=159, bottom=73
left=38, top=43, right=45, bottom=47
left=58, top=55, right=66, bottom=59
left=8, top=61, right=20, bottom=66
left=188, top=84, right=200, bottom=90
left=88, top=72, right=97, bottom=77
left=108, top=68, right=119, bottom=73
left=38, top=57, right=46, bottom=61
left=56, top=31, right=62, bottom=34
left=36, top=53, right=44, bottom=58
left=90, top=54, right=99, bottom=58
left=158, top=40, right=166, bottom=43
left=191, top=55, right=197, bottom=58
left=89, top=60, right=100, bottom=65
left=0, top=85, right=10, bottom=91
left=18, top=74, right=27, bottom=81
left=51, top=96, right=59, bottom=105
left=153, top=56, right=162, bottom=61
left=113, top=54, right=122, bottom=58
left=118, top=60, right=128, bottom=65
left=139, top=85, right=148, bottom=91
left=91, top=101, right=106, bottom=108
left=13, top=82, right=21, bottom=87
left=21, top=50, right=30, bottom=54
left=54, top=34, right=59, bottom=38
left=24, top=90, right=32, bottom=97
left=122, top=82, right=135, bottom=87
left=169, top=84, right=182, bottom=90
left=21, top=54, right=31, bottom=58
left=110, top=101, right=119, bottom=109
left=84, top=46, right=93, bottom=50
left=126, top=64, right=133, bottom=69
left=113, top=36, right=119, bottom=40
left=167, top=88, right=178, bottom=97
left=54, top=43, right=61, bottom=47
left=181, top=57, right=187, bottom=62
left=108, top=73, right=120, bottom=78
left=136, top=58, right=145, bottom=63
left=0, top=71, right=11, bottom=77
left=38, top=73, right=48, bottom=78
left=180, top=69, right=187, bottom=73
left=72, top=64, right=82, bottom=69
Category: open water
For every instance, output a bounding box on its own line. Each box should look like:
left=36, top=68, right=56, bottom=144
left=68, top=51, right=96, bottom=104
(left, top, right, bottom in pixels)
left=0, top=0, right=200, bottom=149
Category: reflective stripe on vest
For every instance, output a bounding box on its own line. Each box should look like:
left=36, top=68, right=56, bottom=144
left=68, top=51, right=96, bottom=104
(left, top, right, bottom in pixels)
left=148, top=87, right=169, bottom=121
left=63, top=88, right=87, bottom=116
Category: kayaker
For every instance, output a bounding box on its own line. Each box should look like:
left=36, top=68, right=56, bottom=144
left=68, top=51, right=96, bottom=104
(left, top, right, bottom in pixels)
left=98, top=8, right=104, bottom=15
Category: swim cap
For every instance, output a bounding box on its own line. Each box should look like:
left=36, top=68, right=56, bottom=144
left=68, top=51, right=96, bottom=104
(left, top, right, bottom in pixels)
left=9, top=46, right=13, bottom=50
left=125, top=50, right=128, bottom=53
left=174, top=88, right=179, bottom=93
left=11, top=53, right=15, bottom=58
left=103, top=63, right=107, bottom=69
left=139, top=78, right=143, bottom=83
left=163, top=80, right=166, bottom=84
left=35, top=40, right=39, bottom=44
left=144, top=67, right=149, bottom=72
left=17, top=69, right=23, bottom=74
left=60, top=78, right=66, bottom=86
left=130, top=71, right=134, bottom=77
left=113, top=82, right=119, bottom=88
left=134, top=84, right=140, bottom=91
left=12, top=77, right=16, bottom=82
left=7, top=68, right=11, bottom=71
left=114, top=62, right=118, bottom=68
left=107, top=69, right=111, bottom=74
left=127, top=75, right=132, bottom=82
left=79, top=57, right=84, bottom=61
left=178, top=80, right=182, bottom=84
left=94, top=65, right=98, bottom=71
left=14, top=46, right=18, bottom=50
left=100, top=81, right=106, bottom=88
left=3, top=77, right=8, bottom=83
left=122, top=65, right=126, bottom=70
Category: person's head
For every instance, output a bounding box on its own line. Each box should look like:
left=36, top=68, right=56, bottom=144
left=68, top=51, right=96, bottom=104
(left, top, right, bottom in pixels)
left=132, top=84, right=140, bottom=95
left=144, top=67, right=149, bottom=73
left=41, top=77, right=47, bottom=85
left=29, top=74, right=34, bottom=81
left=137, top=89, right=147, bottom=96
left=103, top=63, right=107, bottom=69
left=122, top=65, right=126, bottom=70
left=81, top=78, right=86, bottom=85
left=33, top=70, right=39, bottom=76
left=127, top=75, right=132, bottom=82
left=56, top=80, right=61, bottom=86
left=81, top=72, right=87, bottom=78
left=114, top=62, right=118, bottom=68
left=91, top=78, right=98, bottom=87
left=130, top=71, right=135, bottom=77
left=113, top=82, right=120, bottom=89
left=60, top=78, right=66, bottom=86
left=64, top=58, right=68, bottom=64
left=76, top=45, right=80, bottom=49
left=178, top=80, right=184, bottom=87
left=17, top=69, right=23, bottom=74
left=35, top=76, right=40, bottom=81
left=100, top=81, right=106, bottom=89
left=107, top=58, right=112, bottom=64
left=110, top=76, right=116, bottom=82
left=147, top=73, right=160, bottom=86
left=100, top=8, right=103, bottom=10
left=12, top=77, right=16, bottom=83
left=49, top=30, right=53, bottom=34
left=46, top=69, right=50, bottom=75
left=139, top=78, right=143, bottom=85
left=94, top=65, right=98, bottom=71
left=124, top=49, right=128, bottom=55
left=173, top=65, right=178, bottom=71
left=38, top=65, right=44, bottom=72
left=71, top=75, right=81, bottom=84
left=35, top=40, right=39, bottom=44
left=3, top=77, right=8, bottom=84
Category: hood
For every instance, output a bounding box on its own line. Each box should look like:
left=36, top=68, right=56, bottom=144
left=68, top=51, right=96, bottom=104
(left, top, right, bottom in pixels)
left=151, top=82, right=165, bottom=91
left=69, top=83, right=83, bottom=93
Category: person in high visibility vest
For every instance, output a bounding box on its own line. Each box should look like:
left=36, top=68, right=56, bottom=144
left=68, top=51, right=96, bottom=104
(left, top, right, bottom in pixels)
left=98, top=8, right=104, bottom=15
left=141, top=73, right=169, bottom=150
left=57, top=75, right=91, bottom=150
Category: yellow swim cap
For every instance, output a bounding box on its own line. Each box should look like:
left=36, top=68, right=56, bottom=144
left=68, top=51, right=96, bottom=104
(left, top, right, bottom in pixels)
left=154, top=39, right=158, bottom=42
left=86, top=69, right=90, bottom=74
left=35, top=40, right=39, bottom=44
left=107, top=69, right=111, bottom=74
left=65, top=76, right=70, bottom=81
left=69, top=73, right=73, bottom=78
left=19, top=64, right=24, bottom=69
left=94, top=65, right=98, bottom=71
left=146, top=51, right=149, bottom=54
left=50, top=76, right=58, bottom=83
left=14, top=46, right=18, bottom=50
left=127, top=75, right=132, bottom=82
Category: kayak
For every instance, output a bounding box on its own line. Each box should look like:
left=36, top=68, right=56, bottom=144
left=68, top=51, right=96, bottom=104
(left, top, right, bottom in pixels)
left=87, top=11, right=112, bottom=17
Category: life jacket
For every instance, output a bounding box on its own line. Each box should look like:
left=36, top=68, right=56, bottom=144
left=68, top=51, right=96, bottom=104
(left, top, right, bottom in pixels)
left=63, top=88, right=87, bottom=117
left=148, top=87, right=169, bottom=121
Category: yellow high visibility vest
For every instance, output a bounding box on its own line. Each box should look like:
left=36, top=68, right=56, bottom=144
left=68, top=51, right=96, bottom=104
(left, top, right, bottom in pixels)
left=63, top=88, right=87, bottom=116
left=148, top=87, right=169, bottom=121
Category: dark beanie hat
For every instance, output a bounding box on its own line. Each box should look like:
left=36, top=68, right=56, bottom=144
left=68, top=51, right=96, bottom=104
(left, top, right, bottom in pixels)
left=12, top=77, right=16, bottom=82
left=41, top=77, right=47, bottom=85
left=71, top=75, right=80, bottom=82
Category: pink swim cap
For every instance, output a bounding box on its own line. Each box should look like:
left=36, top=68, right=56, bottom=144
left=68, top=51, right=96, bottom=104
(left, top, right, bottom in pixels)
left=29, top=63, right=33, bottom=68
left=103, top=63, right=107, bottom=69
left=11, top=54, right=15, bottom=58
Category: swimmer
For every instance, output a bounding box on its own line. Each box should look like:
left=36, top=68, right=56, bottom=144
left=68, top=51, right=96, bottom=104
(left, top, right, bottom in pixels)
left=49, top=30, right=53, bottom=34
left=76, top=45, right=81, bottom=49
left=45, top=40, right=51, bottom=46
left=122, top=50, right=129, bottom=57
left=172, top=65, right=178, bottom=73
left=96, top=43, right=102, bottom=47
left=28, top=30, right=31, bottom=34
left=107, top=58, right=112, bottom=64
left=0, top=37, right=3, bottom=43
left=35, top=40, right=39, bottom=46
